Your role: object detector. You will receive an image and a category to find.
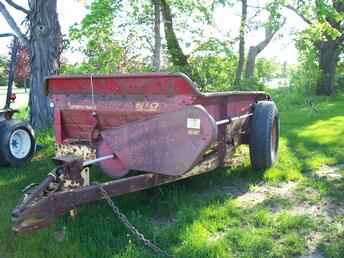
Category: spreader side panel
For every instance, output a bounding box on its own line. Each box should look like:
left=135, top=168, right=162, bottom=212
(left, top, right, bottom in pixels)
left=45, top=73, right=201, bottom=96
left=99, top=105, right=217, bottom=176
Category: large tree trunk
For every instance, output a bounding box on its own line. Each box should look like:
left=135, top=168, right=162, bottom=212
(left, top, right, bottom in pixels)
left=152, top=0, right=161, bottom=71
left=234, top=0, right=247, bottom=87
left=316, top=41, right=338, bottom=96
left=28, top=0, right=62, bottom=129
left=160, top=0, right=191, bottom=77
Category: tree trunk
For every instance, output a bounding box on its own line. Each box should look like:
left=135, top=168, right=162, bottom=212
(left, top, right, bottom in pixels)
left=28, top=0, right=62, bottom=129
left=152, top=0, right=161, bottom=71
left=245, top=46, right=257, bottom=80
left=160, top=0, right=191, bottom=77
left=234, top=0, right=247, bottom=87
left=316, top=41, right=338, bottom=96
left=245, top=23, right=280, bottom=79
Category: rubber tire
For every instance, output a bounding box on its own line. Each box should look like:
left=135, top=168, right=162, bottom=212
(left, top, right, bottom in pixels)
left=0, top=120, right=35, bottom=167
left=249, top=101, right=279, bottom=170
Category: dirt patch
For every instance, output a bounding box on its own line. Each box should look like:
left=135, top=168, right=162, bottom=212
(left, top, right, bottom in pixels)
left=299, top=250, right=325, bottom=258
left=228, top=163, right=344, bottom=257
left=235, top=181, right=297, bottom=209
left=314, top=164, right=344, bottom=180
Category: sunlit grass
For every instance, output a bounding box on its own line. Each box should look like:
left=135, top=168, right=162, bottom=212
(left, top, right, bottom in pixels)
left=264, top=137, right=302, bottom=181
left=263, top=91, right=344, bottom=181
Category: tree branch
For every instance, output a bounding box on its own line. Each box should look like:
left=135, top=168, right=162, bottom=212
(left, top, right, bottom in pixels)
left=284, top=4, right=313, bottom=25
left=336, top=32, right=344, bottom=45
left=0, top=32, right=15, bottom=37
left=4, top=0, right=29, bottom=14
left=0, top=1, right=29, bottom=47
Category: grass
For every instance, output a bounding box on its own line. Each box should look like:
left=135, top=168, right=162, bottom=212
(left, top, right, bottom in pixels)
left=264, top=90, right=344, bottom=181
left=0, top=90, right=343, bottom=257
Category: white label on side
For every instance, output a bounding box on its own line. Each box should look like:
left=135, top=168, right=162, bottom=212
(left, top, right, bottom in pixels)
left=187, top=118, right=201, bottom=129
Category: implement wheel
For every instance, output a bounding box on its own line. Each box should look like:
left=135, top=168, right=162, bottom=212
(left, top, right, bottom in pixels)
left=0, top=120, right=35, bottom=167
left=249, top=101, right=279, bottom=170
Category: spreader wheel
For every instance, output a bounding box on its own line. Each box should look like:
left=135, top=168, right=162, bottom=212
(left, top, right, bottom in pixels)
left=96, top=140, right=129, bottom=178
left=0, top=120, right=35, bottom=167
left=249, top=101, right=279, bottom=170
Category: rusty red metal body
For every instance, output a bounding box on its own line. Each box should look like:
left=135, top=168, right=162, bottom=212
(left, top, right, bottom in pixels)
left=47, top=73, right=269, bottom=176
left=47, top=73, right=268, bottom=144
left=12, top=73, right=272, bottom=233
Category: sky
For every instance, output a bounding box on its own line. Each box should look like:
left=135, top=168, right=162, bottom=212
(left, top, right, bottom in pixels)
left=0, top=0, right=308, bottom=65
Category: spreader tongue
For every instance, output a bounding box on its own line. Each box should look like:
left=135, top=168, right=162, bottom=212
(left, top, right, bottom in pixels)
left=11, top=166, right=62, bottom=233
left=12, top=156, right=115, bottom=234
left=12, top=214, right=55, bottom=234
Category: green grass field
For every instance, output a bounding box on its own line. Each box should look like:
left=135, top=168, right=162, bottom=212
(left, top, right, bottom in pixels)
left=0, top=91, right=344, bottom=258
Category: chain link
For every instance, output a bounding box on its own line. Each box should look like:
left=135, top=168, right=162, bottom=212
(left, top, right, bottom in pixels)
left=97, top=183, right=174, bottom=258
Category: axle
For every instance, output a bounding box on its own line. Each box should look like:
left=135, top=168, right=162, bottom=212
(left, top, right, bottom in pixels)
left=83, top=154, right=115, bottom=166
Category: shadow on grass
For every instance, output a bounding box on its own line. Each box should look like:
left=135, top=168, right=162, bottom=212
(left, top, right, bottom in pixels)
left=0, top=148, right=266, bottom=258
left=60, top=163, right=265, bottom=258
left=264, top=93, right=344, bottom=181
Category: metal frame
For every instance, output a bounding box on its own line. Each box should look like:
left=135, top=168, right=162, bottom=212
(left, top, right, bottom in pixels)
left=12, top=146, right=236, bottom=234
left=0, top=35, right=18, bottom=121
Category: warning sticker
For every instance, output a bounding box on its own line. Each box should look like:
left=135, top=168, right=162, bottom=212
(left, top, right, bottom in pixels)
left=187, top=118, right=201, bottom=129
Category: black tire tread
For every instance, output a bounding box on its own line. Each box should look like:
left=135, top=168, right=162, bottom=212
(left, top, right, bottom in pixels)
left=0, top=120, right=35, bottom=167
left=249, top=101, right=279, bottom=170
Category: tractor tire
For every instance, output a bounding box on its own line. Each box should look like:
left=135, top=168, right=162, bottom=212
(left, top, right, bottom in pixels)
left=249, top=101, right=279, bottom=170
left=0, top=120, right=35, bottom=167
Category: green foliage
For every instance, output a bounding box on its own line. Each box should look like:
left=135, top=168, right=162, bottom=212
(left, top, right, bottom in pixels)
left=68, top=0, right=162, bottom=74
left=282, top=0, right=343, bottom=41
left=169, top=0, right=216, bottom=24
left=238, top=78, right=267, bottom=91
left=289, top=37, right=320, bottom=94
left=256, top=58, right=284, bottom=81
left=336, top=57, right=344, bottom=91
left=69, top=0, right=124, bottom=73
left=188, top=38, right=237, bottom=91
left=0, top=55, right=8, bottom=86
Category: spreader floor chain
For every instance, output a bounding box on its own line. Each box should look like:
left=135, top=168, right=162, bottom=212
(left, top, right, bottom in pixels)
left=97, top=183, right=173, bottom=258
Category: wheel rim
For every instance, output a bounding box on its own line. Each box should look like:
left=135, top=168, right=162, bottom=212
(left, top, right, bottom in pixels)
left=9, top=129, right=32, bottom=159
left=271, top=118, right=278, bottom=162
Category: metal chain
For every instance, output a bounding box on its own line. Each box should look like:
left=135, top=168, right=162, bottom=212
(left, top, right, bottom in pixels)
left=96, top=183, right=174, bottom=258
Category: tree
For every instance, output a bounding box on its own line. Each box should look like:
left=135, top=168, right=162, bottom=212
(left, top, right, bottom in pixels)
left=152, top=0, right=161, bottom=71
left=245, top=11, right=285, bottom=79
left=160, top=0, right=192, bottom=76
left=234, top=0, right=247, bottom=87
left=0, top=0, right=62, bottom=129
left=285, top=0, right=344, bottom=95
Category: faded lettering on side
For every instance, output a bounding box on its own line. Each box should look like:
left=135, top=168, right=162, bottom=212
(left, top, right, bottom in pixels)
left=135, top=102, right=160, bottom=112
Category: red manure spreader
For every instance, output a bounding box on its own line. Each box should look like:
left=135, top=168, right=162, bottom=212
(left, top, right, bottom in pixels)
left=12, top=73, right=279, bottom=234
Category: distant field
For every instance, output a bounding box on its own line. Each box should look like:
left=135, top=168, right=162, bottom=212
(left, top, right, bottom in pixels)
left=0, top=86, right=29, bottom=109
